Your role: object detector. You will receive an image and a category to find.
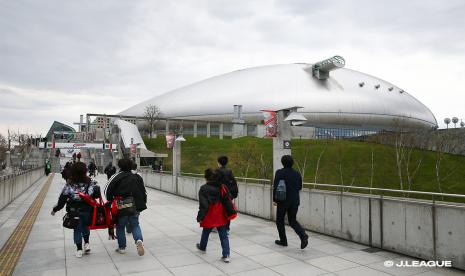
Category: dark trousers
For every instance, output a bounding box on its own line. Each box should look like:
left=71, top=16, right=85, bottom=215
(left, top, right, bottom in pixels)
left=199, top=225, right=230, bottom=257
left=276, top=203, right=305, bottom=242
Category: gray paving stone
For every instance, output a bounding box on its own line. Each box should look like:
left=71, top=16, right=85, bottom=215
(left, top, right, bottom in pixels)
left=306, top=256, right=360, bottom=272
left=334, top=266, right=391, bottom=276
left=169, top=262, right=225, bottom=276
left=248, top=252, right=298, bottom=267
left=270, top=261, right=327, bottom=276
left=5, top=173, right=447, bottom=276
left=157, top=252, right=205, bottom=268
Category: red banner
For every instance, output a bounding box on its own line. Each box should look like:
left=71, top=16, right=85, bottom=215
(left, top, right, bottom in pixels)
left=165, top=133, right=175, bottom=149
left=262, top=110, right=277, bottom=137
left=130, top=144, right=137, bottom=154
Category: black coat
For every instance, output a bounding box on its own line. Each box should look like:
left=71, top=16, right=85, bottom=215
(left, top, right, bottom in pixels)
left=273, top=167, right=302, bottom=206
left=197, top=181, right=222, bottom=222
left=105, top=171, right=147, bottom=212
left=218, top=166, right=238, bottom=198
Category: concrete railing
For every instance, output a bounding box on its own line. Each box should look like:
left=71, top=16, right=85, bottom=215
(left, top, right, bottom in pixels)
left=0, top=167, right=44, bottom=210
left=139, top=171, right=465, bottom=270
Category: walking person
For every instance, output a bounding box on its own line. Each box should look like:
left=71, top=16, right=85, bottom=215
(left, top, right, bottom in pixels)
left=273, top=155, right=308, bottom=249
left=104, top=162, right=117, bottom=180
left=45, top=159, right=51, bottom=176
left=125, top=162, right=143, bottom=234
left=196, top=168, right=233, bottom=263
left=51, top=162, right=100, bottom=257
left=105, top=159, right=147, bottom=256
left=217, top=156, right=238, bottom=233
left=88, top=160, right=97, bottom=177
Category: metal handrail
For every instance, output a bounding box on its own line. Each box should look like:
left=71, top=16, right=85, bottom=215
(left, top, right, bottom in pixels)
left=180, top=172, right=271, bottom=183
left=236, top=177, right=271, bottom=183
left=146, top=170, right=465, bottom=200
left=304, top=182, right=465, bottom=199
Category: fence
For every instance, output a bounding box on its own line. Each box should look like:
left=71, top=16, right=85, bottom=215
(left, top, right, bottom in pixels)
left=0, top=166, right=44, bottom=210
left=139, top=170, right=465, bottom=270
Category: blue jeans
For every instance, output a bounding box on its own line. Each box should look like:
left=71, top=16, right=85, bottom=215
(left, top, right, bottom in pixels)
left=199, top=225, right=230, bottom=257
left=116, top=213, right=143, bottom=249
left=74, top=212, right=91, bottom=248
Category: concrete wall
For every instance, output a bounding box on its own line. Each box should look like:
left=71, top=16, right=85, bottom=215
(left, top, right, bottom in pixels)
left=141, top=171, right=465, bottom=270
left=0, top=167, right=44, bottom=210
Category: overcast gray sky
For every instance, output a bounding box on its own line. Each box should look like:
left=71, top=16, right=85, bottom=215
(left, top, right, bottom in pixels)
left=1, top=0, right=464, bottom=135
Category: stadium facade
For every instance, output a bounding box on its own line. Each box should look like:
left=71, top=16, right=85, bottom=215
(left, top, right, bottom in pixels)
left=120, top=59, right=437, bottom=133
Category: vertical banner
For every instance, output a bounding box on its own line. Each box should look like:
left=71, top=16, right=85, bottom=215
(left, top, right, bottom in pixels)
left=165, top=133, right=175, bottom=149
left=261, top=110, right=277, bottom=137
left=130, top=144, right=137, bottom=155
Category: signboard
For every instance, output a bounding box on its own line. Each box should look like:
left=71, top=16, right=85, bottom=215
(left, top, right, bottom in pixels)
left=39, top=142, right=117, bottom=149
left=166, top=133, right=175, bottom=149
left=283, top=140, right=291, bottom=149
left=261, top=110, right=277, bottom=137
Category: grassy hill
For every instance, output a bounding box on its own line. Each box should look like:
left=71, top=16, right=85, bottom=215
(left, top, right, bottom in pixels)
left=144, top=136, right=465, bottom=197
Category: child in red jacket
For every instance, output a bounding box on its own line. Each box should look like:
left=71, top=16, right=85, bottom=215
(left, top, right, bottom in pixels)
left=196, top=168, right=231, bottom=263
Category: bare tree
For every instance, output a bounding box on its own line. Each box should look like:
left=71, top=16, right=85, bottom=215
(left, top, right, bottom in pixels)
left=295, top=143, right=311, bottom=180
left=314, top=141, right=328, bottom=187
left=143, top=104, right=161, bottom=139
left=433, top=130, right=461, bottom=196
left=369, top=144, right=375, bottom=190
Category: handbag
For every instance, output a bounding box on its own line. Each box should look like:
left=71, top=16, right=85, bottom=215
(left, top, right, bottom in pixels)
left=62, top=212, right=79, bottom=229
left=220, top=184, right=237, bottom=220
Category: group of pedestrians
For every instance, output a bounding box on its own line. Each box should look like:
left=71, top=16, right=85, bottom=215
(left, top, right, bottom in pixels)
left=51, top=154, right=308, bottom=263
left=53, top=158, right=146, bottom=257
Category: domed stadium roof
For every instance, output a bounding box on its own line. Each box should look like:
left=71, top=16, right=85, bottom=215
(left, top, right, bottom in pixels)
left=120, top=63, right=437, bottom=130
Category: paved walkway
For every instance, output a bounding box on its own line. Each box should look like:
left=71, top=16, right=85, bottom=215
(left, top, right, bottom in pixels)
left=4, top=174, right=463, bottom=276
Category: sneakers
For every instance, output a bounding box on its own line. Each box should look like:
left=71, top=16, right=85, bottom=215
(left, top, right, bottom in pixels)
left=84, top=243, right=91, bottom=254
left=221, top=256, right=230, bottom=263
left=115, top=247, right=126, bottom=254
left=275, top=240, right=288, bottom=246
left=196, top=243, right=206, bottom=252
left=136, top=240, right=145, bottom=256
left=75, top=250, right=83, bottom=258
left=300, top=234, right=309, bottom=249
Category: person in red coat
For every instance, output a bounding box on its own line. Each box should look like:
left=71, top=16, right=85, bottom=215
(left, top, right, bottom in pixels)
left=196, top=168, right=231, bottom=263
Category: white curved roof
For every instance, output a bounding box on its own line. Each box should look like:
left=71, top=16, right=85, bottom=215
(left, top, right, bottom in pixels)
left=120, top=63, right=437, bottom=130
left=115, top=119, right=147, bottom=149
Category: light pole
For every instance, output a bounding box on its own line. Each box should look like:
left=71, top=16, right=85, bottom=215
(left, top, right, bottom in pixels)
left=272, top=107, right=307, bottom=174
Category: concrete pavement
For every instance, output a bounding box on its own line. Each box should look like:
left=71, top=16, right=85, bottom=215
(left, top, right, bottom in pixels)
left=4, top=174, right=463, bottom=276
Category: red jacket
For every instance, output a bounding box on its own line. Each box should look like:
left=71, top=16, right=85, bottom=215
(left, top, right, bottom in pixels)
left=197, top=182, right=228, bottom=228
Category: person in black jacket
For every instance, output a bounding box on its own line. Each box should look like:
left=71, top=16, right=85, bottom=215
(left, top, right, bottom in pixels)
left=104, top=162, right=117, bottom=180
left=273, top=155, right=308, bottom=249
left=217, top=155, right=237, bottom=232
left=105, top=159, right=147, bottom=256
left=51, top=162, right=100, bottom=258
left=196, top=168, right=231, bottom=263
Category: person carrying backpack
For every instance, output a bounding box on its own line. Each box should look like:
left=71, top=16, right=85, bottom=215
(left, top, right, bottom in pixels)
left=217, top=156, right=237, bottom=232
left=105, top=159, right=147, bottom=256
left=273, top=155, right=308, bottom=249
left=51, top=162, right=100, bottom=257
left=196, top=168, right=236, bottom=263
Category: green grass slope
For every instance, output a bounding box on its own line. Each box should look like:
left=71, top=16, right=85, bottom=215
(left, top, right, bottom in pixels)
left=144, top=136, right=465, bottom=196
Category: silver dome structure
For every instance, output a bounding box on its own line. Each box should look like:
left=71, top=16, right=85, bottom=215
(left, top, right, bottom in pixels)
left=120, top=62, right=437, bottom=130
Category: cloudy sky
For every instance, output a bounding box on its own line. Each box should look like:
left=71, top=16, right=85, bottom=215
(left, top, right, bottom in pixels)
left=1, top=0, right=464, bottom=135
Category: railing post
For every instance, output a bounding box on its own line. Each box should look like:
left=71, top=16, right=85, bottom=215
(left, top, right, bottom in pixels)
left=432, top=194, right=437, bottom=261
left=380, top=194, right=384, bottom=249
